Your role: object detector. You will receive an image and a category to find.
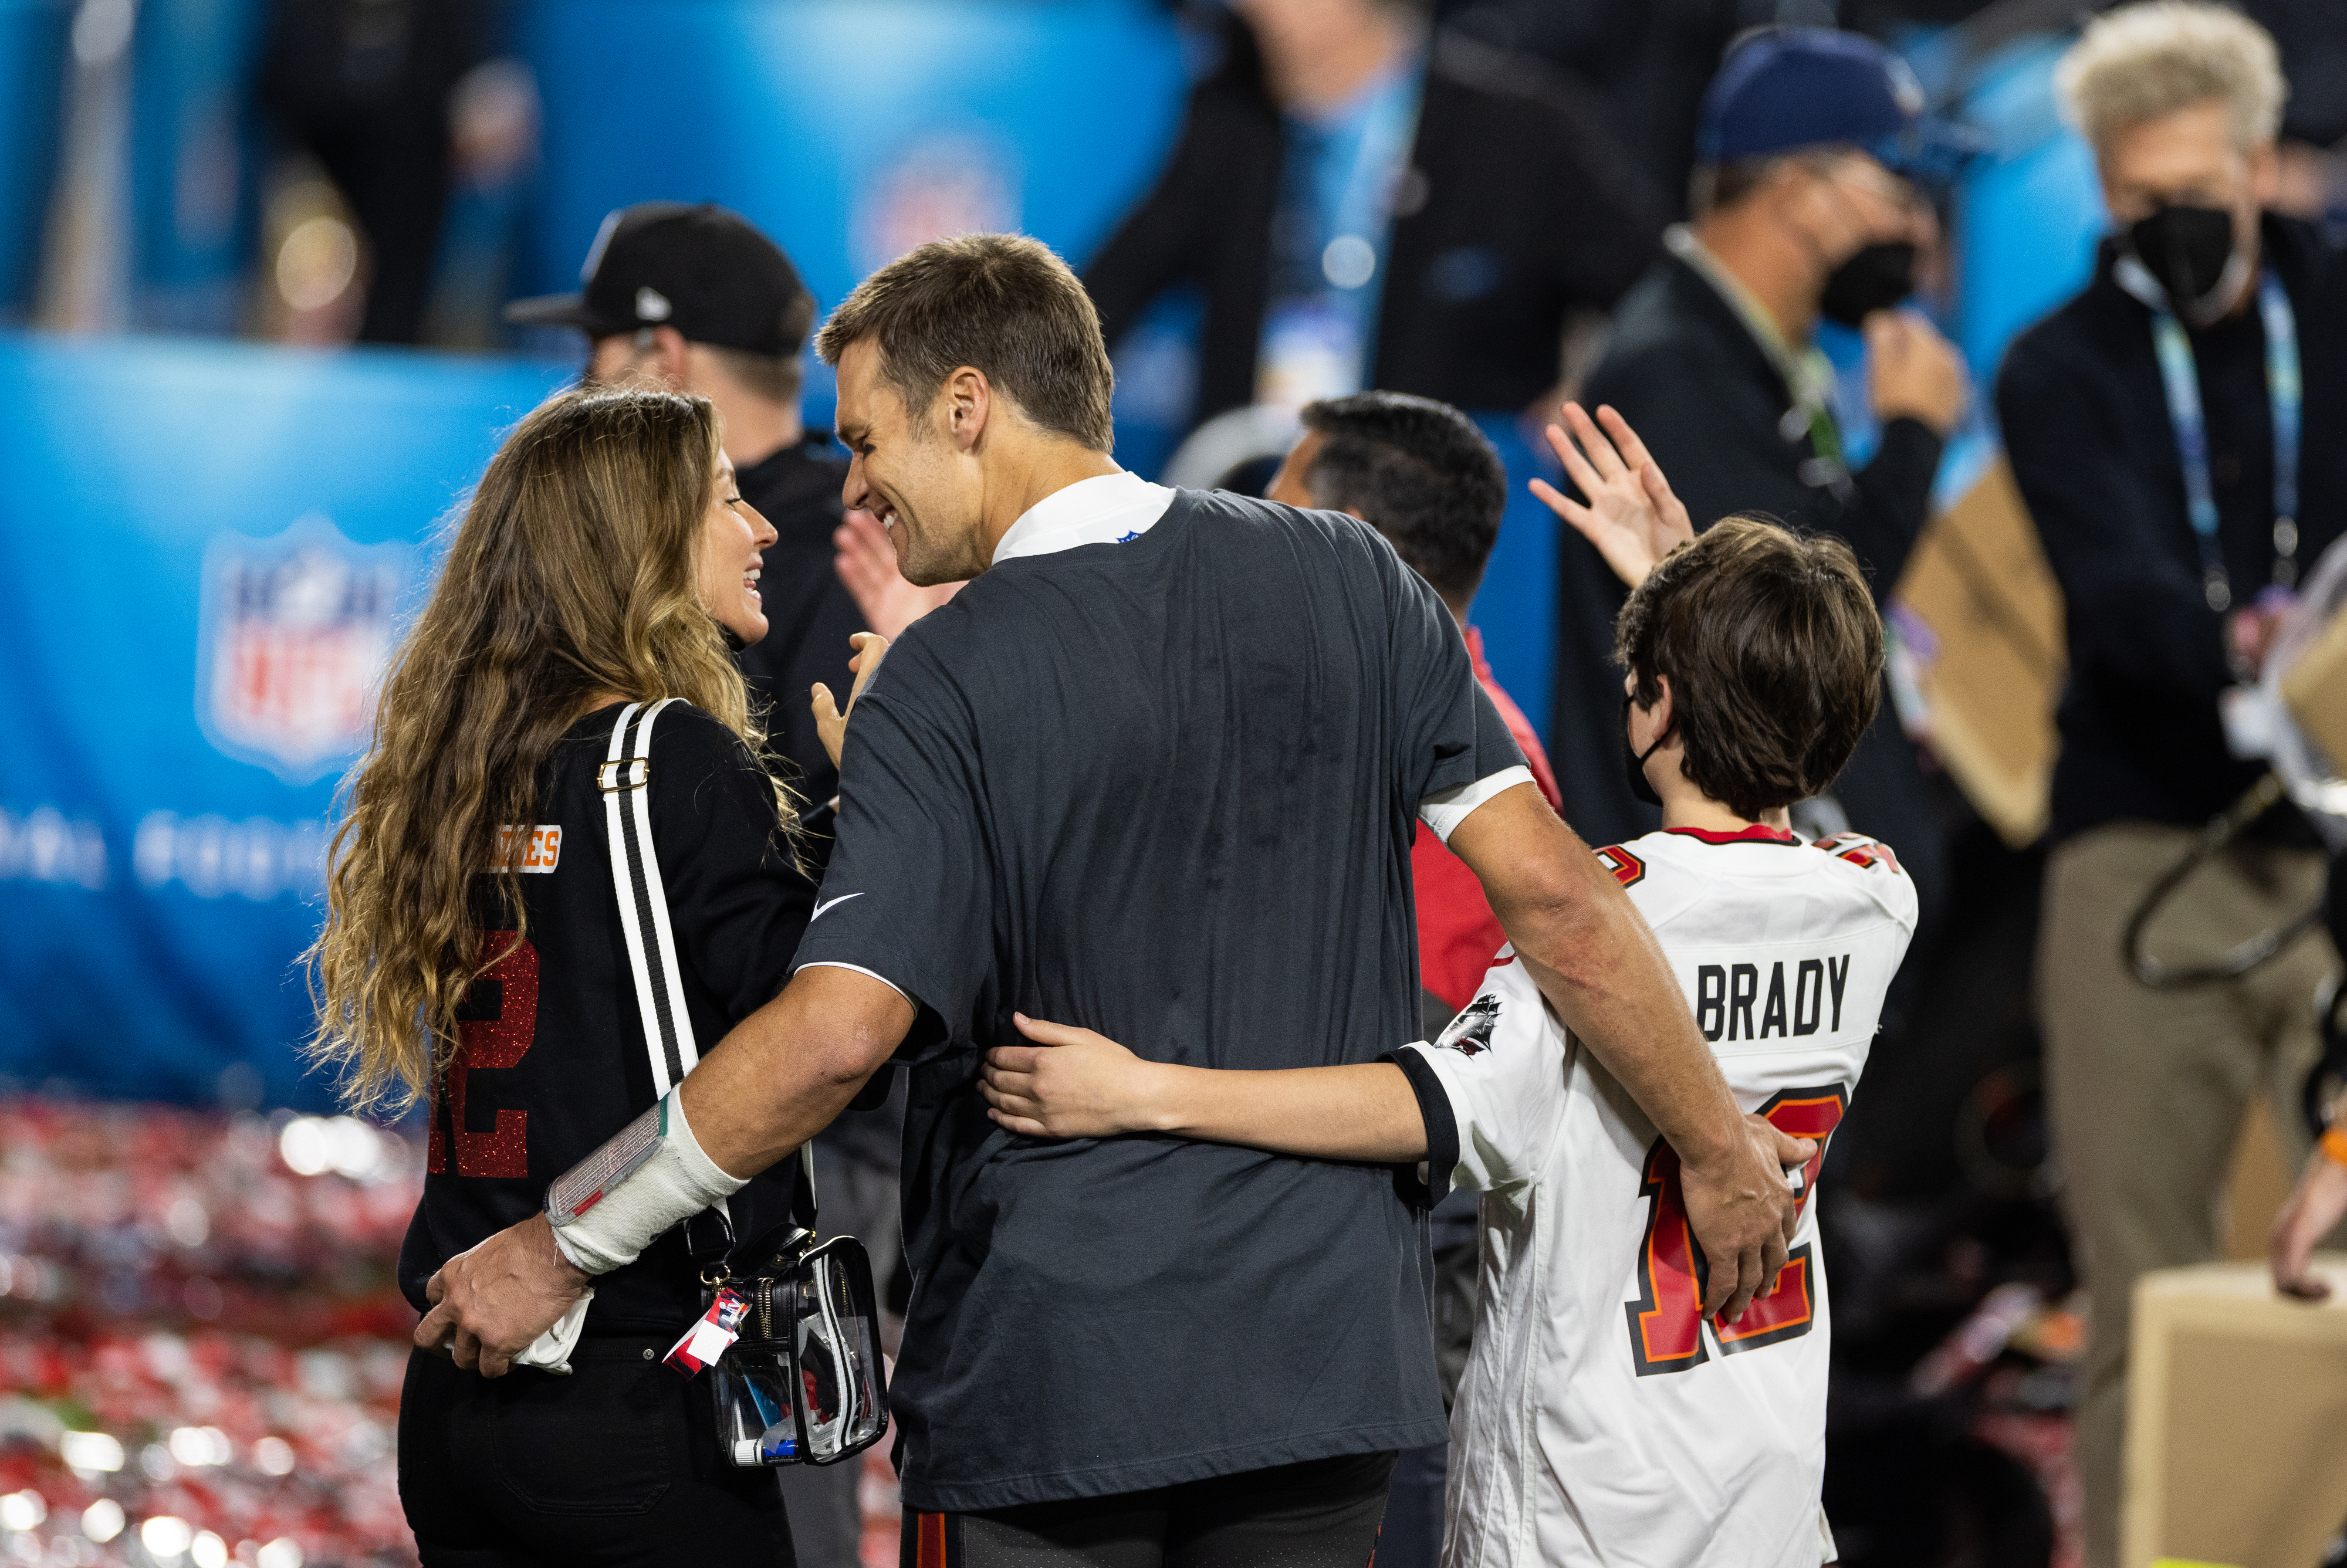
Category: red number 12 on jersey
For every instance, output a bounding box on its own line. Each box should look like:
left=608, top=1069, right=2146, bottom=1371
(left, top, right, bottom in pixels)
left=1624, top=1084, right=1848, bottom=1377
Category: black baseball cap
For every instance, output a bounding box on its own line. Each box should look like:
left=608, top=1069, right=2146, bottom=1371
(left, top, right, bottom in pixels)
left=503, top=202, right=812, bottom=356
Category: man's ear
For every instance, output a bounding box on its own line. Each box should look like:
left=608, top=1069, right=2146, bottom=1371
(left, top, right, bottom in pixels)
left=649, top=326, right=692, bottom=390
left=941, top=365, right=990, bottom=453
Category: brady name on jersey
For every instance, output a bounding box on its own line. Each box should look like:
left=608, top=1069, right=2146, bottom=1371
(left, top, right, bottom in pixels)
left=1397, top=823, right=1916, bottom=1568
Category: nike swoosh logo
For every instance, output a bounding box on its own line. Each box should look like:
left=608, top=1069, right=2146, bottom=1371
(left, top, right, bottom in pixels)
left=810, top=893, right=864, bottom=924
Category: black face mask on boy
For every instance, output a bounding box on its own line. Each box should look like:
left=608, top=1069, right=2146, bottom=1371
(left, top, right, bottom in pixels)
left=1622, top=695, right=1668, bottom=808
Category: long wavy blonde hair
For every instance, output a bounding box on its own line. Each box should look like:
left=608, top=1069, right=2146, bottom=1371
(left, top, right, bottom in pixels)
left=309, top=387, right=779, bottom=1113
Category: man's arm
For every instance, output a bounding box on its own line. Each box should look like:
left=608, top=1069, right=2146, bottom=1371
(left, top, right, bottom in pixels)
left=980, top=1014, right=1427, bottom=1160
left=415, top=964, right=913, bottom=1377
left=1444, top=781, right=1807, bottom=1323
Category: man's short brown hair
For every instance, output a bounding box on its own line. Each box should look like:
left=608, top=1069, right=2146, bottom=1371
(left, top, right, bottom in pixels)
left=814, top=233, right=1115, bottom=451
left=1615, top=516, right=1882, bottom=820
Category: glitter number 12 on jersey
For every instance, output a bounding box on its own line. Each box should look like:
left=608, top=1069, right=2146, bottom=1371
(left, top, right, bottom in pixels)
left=427, top=931, right=539, bottom=1179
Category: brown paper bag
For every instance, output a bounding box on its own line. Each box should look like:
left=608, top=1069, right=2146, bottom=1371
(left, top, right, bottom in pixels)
left=1891, top=457, right=2067, bottom=848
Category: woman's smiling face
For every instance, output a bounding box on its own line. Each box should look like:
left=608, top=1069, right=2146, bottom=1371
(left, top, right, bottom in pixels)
left=698, top=452, right=778, bottom=644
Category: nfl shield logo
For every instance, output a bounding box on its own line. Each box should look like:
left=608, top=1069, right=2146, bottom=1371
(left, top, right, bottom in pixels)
left=197, top=516, right=407, bottom=784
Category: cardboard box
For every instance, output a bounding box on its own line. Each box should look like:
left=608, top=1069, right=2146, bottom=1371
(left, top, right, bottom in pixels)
left=1892, top=458, right=2067, bottom=848
left=2280, top=605, right=2347, bottom=774
left=2122, top=1256, right=2347, bottom=1568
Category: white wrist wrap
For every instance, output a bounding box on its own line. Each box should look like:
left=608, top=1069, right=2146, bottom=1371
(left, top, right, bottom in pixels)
left=544, top=1088, right=746, bottom=1276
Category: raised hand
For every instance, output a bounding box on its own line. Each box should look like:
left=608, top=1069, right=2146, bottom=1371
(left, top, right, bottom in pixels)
left=811, top=631, right=892, bottom=771
left=1529, top=403, right=1695, bottom=590
left=833, top=507, right=964, bottom=639
left=1865, top=310, right=1968, bottom=436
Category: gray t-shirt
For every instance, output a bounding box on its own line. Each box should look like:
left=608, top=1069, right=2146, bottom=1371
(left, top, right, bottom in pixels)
left=794, top=487, right=1526, bottom=1511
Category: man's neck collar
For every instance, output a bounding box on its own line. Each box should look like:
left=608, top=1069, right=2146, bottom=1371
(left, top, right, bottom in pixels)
left=979, top=447, right=1127, bottom=561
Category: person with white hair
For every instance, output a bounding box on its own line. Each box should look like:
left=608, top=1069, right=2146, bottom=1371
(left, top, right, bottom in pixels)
left=1995, top=6, right=2346, bottom=1563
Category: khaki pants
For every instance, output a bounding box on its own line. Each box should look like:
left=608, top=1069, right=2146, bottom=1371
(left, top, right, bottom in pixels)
left=2039, top=821, right=2337, bottom=1568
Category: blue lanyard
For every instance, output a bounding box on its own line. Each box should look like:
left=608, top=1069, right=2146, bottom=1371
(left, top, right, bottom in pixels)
left=2147, top=269, right=2302, bottom=612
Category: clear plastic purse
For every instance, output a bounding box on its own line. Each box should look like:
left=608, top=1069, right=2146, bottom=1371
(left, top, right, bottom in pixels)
left=708, top=1232, right=890, bottom=1467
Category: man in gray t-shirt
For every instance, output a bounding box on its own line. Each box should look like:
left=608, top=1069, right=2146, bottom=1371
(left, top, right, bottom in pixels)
left=421, top=233, right=1810, bottom=1568
left=799, top=480, right=1517, bottom=1509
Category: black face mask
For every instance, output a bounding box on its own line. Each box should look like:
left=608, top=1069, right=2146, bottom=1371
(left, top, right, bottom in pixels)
left=1819, top=241, right=1917, bottom=328
left=2127, top=205, right=2238, bottom=318
left=1622, top=695, right=1667, bottom=808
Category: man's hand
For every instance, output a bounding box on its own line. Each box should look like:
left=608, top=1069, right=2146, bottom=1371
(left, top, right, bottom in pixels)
left=979, top=1014, right=1169, bottom=1137
left=415, top=1213, right=590, bottom=1379
left=2227, top=601, right=2290, bottom=678
left=834, top=507, right=964, bottom=639
left=2271, top=1147, right=2347, bottom=1301
left=1865, top=310, right=1968, bottom=436
left=1529, top=402, right=1695, bottom=590
left=1680, top=1115, right=1814, bottom=1324
left=811, top=631, right=891, bottom=771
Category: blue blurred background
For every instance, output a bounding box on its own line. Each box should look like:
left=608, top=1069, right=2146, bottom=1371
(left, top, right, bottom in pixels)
left=0, top=0, right=2156, bottom=1106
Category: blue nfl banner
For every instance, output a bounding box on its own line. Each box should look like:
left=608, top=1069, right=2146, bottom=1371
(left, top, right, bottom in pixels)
left=0, top=334, right=568, bottom=1108
left=197, top=519, right=408, bottom=787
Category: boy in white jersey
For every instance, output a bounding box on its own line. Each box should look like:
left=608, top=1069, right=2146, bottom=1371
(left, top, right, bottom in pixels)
left=979, top=479, right=1913, bottom=1567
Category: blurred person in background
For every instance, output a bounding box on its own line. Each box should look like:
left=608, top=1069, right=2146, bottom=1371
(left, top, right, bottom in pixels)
left=256, top=0, right=506, bottom=344
left=310, top=387, right=804, bottom=1563
left=505, top=204, right=899, bottom=1568
left=1085, top=0, right=1663, bottom=427
left=1550, top=27, right=1969, bottom=971
left=1432, top=0, right=1747, bottom=219
left=1996, top=7, right=2346, bottom=1562
left=1259, top=390, right=1562, bottom=1568
left=1266, top=392, right=1562, bottom=1022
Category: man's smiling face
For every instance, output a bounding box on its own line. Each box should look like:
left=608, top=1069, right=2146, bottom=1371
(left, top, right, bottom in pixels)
left=833, top=338, right=986, bottom=586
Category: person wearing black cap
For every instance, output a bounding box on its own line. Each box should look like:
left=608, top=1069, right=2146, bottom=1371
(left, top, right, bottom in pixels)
left=508, top=203, right=868, bottom=821
left=1544, top=26, right=1970, bottom=990
left=510, top=205, right=896, bottom=1568
left=1997, top=8, right=2346, bottom=1563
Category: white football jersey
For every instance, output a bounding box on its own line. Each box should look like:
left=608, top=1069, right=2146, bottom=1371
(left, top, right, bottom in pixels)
left=1397, top=825, right=1918, bottom=1568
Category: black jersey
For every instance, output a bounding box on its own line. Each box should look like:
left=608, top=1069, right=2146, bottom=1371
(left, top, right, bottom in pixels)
left=396, top=703, right=812, bottom=1334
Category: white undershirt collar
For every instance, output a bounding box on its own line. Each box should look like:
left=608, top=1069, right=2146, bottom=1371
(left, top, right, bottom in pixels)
left=990, top=470, right=1178, bottom=566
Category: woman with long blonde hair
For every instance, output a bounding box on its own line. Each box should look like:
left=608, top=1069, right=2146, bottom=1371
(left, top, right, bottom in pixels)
left=311, top=385, right=809, bottom=1564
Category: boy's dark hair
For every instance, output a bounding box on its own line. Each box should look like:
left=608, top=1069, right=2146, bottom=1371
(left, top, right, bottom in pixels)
left=1615, top=516, right=1882, bottom=820
left=1297, top=392, right=1507, bottom=602
left=814, top=233, right=1115, bottom=451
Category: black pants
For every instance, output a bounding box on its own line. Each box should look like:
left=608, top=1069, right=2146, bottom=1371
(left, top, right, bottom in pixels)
left=400, top=1339, right=796, bottom=1567
left=901, top=1452, right=1394, bottom=1568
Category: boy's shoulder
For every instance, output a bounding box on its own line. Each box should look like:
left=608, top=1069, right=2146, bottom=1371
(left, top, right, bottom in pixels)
left=1591, top=826, right=1918, bottom=934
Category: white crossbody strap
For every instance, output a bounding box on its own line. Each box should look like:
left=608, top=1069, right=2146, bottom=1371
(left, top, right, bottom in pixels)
left=601, top=699, right=701, bottom=1097
left=598, top=699, right=811, bottom=1240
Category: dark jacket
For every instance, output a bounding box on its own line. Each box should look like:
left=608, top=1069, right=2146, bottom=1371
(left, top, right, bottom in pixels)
left=1997, top=214, right=2347, bottom=845
left=1563, top=250, right=1948, bottom=904
left=1085, top=28, right=1663, bottom=424
left=735, top=434, right=861, bottom=829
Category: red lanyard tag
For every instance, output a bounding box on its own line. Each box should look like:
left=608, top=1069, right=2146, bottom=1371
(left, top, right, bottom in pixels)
left=664, top=1286, right=749, bottom=1377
